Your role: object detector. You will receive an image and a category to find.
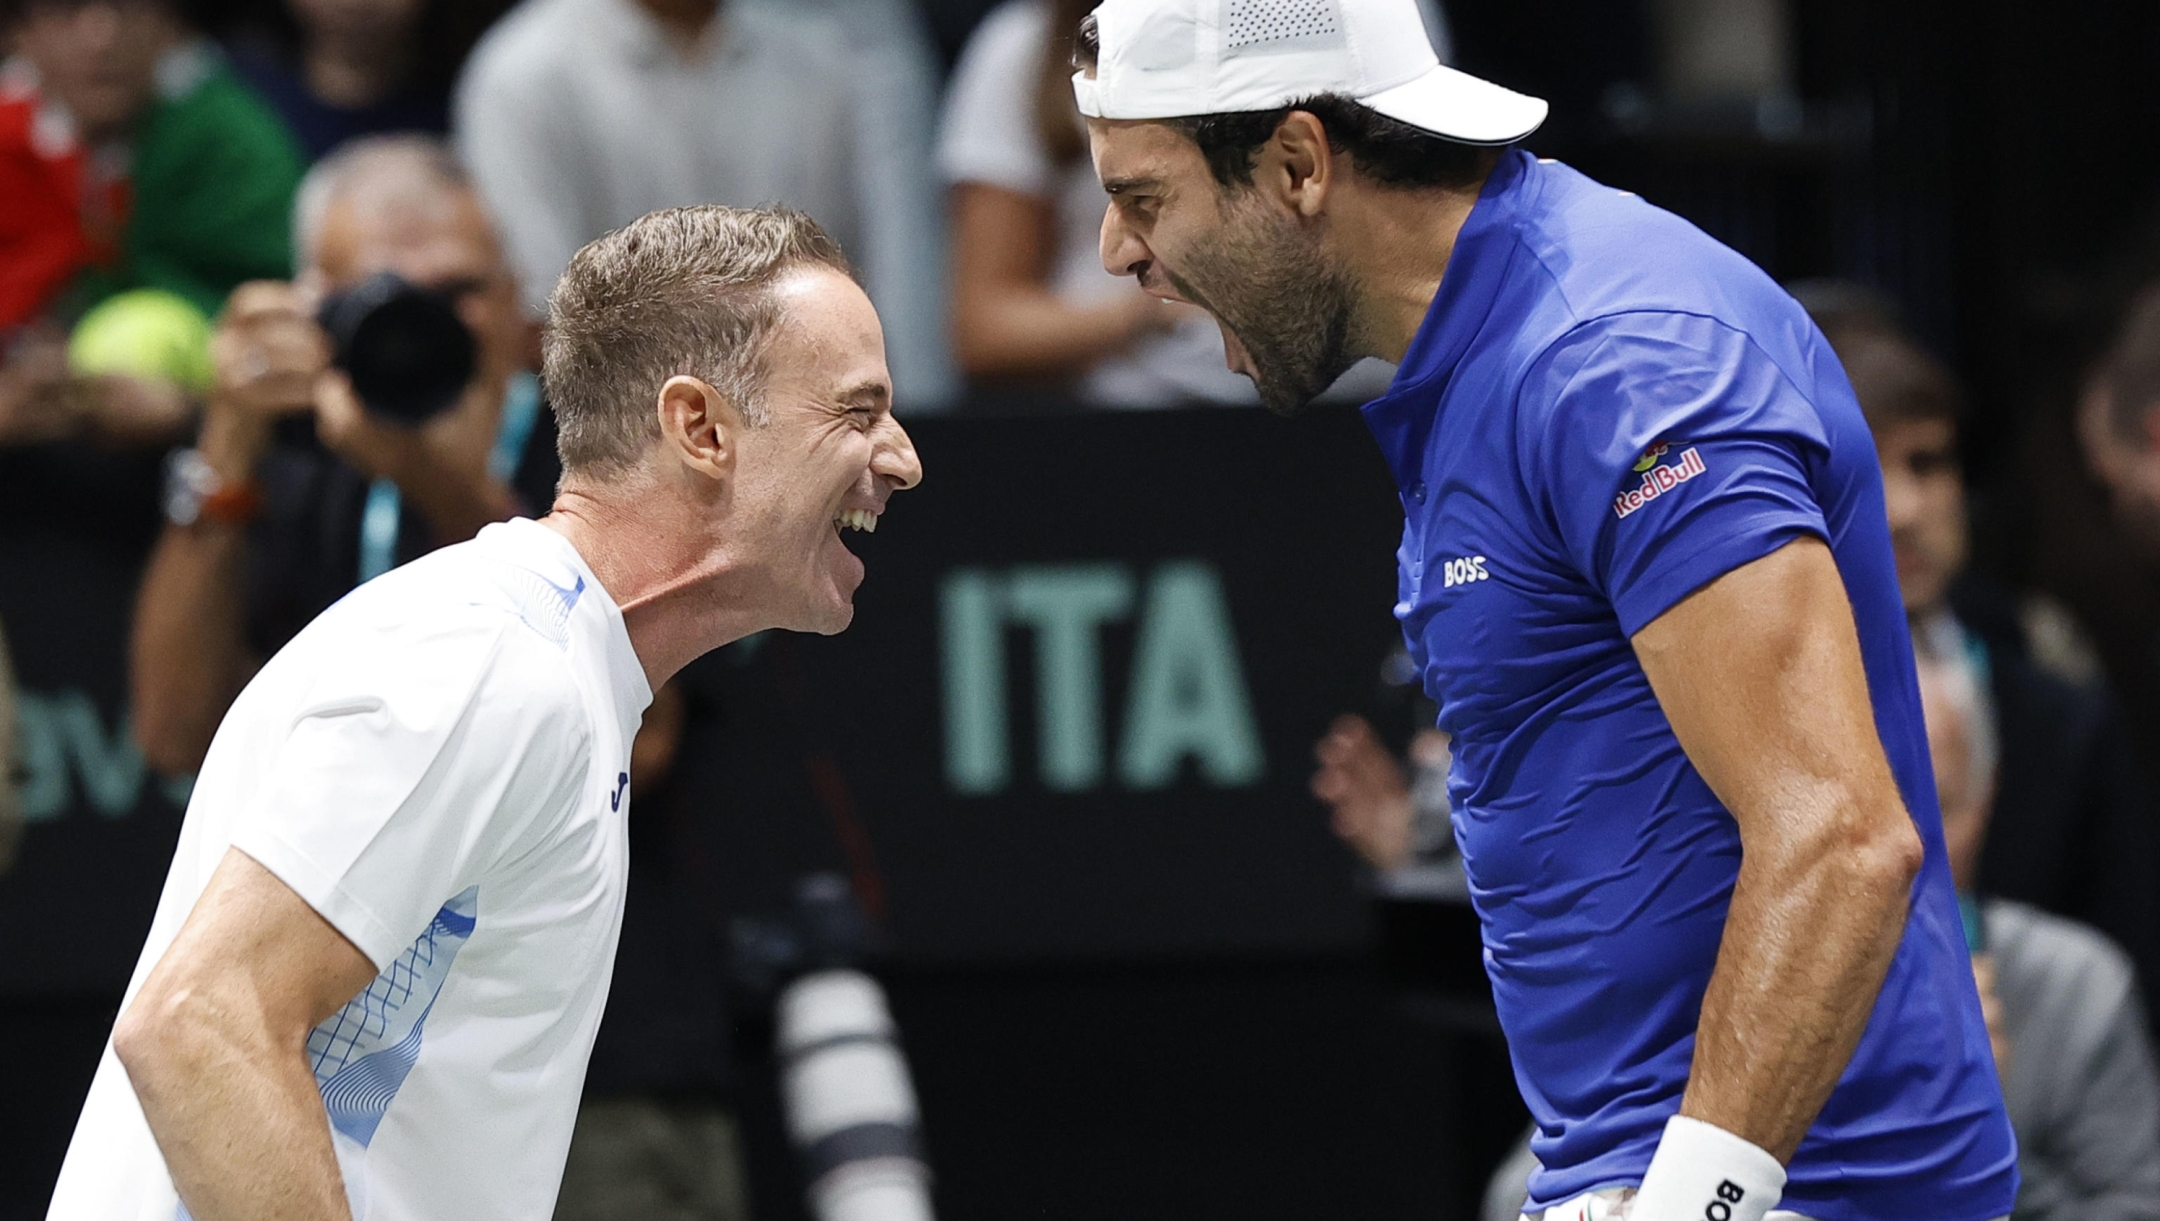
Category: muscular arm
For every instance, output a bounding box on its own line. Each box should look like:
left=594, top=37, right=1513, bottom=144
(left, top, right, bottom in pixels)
left=1632, top=537, right=1925, bottom=1163
left=112, top=848, right=378, bottom=1221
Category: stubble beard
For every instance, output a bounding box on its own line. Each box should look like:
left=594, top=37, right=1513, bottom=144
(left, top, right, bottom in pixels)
left=1166, top=199, right=1361, bottom=418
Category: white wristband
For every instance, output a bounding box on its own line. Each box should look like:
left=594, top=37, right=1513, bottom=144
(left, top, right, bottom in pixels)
left=1626, top=1115, right=1786, bottom=1221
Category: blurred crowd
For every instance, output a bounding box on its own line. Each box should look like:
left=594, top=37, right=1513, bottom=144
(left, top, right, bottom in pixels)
left=8, top=0, right=2160, bottom=1219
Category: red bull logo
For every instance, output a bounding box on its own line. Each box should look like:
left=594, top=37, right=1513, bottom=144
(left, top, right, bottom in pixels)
left=1613, top=445, right=1707, bottom=518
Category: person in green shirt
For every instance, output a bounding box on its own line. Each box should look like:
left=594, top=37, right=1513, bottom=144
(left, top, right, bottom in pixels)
left=1, top=0, right=301, bottom=446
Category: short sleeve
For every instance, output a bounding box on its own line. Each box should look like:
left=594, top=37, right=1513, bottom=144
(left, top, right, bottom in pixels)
left=1521, top=313, right=1831, bottom=637
left=936, top=0, right=1056, bottom=196
left=229, top=615, right=590, bottom=969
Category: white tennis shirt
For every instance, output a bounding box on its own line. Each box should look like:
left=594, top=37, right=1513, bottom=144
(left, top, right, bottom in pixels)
left=47, top=518, right=652, bottom=1221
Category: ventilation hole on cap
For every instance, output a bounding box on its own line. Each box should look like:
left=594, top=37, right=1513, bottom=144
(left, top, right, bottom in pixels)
left=1225, top=0, right=1340, bottom=49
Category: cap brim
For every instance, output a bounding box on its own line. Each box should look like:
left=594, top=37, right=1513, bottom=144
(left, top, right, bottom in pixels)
left=1360, top=64, right=1547, bottom=145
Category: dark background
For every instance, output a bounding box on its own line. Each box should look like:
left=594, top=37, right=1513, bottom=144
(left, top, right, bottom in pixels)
left=11, top=0, right=2160, bottom=1217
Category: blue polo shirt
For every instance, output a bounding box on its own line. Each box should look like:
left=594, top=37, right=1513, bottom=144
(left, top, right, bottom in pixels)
left=1362, top=150, right=2016, bottom=1220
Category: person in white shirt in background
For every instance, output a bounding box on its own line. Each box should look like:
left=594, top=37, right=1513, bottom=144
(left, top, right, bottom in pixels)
left=452, top=0, right=954, bottom=410
left=45, top=205, right=923, bottom=1221
left=938, top=0, right=1446, bottom=408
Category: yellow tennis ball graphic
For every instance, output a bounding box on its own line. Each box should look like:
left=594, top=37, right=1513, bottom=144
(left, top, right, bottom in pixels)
left=68, top=289, right=216, bottom=394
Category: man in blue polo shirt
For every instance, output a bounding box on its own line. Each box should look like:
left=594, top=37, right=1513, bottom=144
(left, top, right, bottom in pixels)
left=1072, top=2, right=2017, bottom=1219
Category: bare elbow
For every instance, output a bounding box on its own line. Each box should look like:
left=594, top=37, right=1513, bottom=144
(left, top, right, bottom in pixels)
left=111, top=987, right=179, bottom=1081
left=112, top=979, right=222, bottom=1090
left=1848, top=806, right=1925, bottom=894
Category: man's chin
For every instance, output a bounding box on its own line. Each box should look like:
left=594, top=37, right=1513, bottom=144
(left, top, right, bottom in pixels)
left=1249, top=366, right=1328, bottom=418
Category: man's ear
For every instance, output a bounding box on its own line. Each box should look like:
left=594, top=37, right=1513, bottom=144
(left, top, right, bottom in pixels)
left=1267, top=110, right=1334, bottom=218
left=655, top=375, right=740, bottom=483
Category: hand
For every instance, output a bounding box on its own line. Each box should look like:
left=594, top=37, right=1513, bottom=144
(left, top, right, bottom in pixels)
left=312, top=361, right=505, bottom=493
left=0, top=331, right=194, bottom=448
left=71, top=374, right=194, bottom=446
left=202, top=281, right=332, bottom=480
left=1311, top=714, right=1415, bottom=871
left=0, top=328, right=75, bottom=446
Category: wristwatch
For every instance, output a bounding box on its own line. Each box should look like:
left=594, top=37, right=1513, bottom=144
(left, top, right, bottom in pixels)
left=162, top=448, right=264, bottom=527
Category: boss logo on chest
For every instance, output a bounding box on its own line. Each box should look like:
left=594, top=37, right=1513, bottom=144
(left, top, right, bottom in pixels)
left=1441, top=555, right=1491, bottom=588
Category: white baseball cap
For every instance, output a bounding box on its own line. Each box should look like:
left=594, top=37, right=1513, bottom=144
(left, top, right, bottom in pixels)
left=1072, top=0, right=1547, bottom=145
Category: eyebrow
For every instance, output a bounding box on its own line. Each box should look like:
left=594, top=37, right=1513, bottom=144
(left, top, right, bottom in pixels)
left=836, top=380, right=890, bottom=407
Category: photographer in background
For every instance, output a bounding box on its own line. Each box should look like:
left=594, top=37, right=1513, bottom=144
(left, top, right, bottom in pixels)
left=129, top=134, right=543, bottom=777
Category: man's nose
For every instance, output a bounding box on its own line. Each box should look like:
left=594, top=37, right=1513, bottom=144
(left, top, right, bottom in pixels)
left=1099, top=204, right=1150, bottom=281
left=875, top=419, right=923, bottom=491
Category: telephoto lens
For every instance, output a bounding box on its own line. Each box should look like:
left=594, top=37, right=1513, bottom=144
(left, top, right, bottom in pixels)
left=316, top=271, right=477, bottom=425
left=736, top=874, right=935, bottom=1221
left=778, top=970, right=935, bottom=1221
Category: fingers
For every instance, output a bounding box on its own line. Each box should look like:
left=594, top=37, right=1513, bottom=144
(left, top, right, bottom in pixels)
left=1316, top=715, right=1407, bottom=800
left=311, top=370, right=413, bottom=482
left=209, top=282, right=330, bottom=415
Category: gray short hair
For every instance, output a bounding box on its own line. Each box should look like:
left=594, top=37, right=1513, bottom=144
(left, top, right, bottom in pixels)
left=542, top=205, right=852, bottom=478
left=292, top=135, right=473, bottom=271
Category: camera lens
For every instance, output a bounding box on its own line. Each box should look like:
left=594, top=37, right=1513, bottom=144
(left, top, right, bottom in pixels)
left=317, top=271, right=478, bottom=426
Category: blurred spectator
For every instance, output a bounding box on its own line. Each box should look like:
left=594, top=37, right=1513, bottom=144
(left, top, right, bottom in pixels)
left=2083, top=284, right=2160, bottom=555
left=1800, top=289, right=2160, bottom=1011
left=128, top=135, right=539, bottom=776
left=0, top=0, right=303, bottom=445
left=938, top=0, right=1428, bottom=408
left=452, top=0, right=953, bottom=407
left=939, top=0, right=1235, bottom=406
left=1310, top=711, right=1462, bottom=898
left=1913, top=629, right=2160, bottom=1221
left=221, top=0, right=476, bottom=163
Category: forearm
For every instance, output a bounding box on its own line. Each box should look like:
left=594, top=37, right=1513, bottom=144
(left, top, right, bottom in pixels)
left=1682, top=812, right=1919, bottom=1161
left=132, top=520, right=255, bottom=774
left=953, top=286, right=1153, bottom=379
left=115, top=997, right=350, bottom=1220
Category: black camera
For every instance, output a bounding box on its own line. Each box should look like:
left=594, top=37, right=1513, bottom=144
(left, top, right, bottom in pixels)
left=317, top=271, right=477, bottom=426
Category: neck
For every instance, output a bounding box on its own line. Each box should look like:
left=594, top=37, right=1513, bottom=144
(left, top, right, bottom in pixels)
left=542, top=479, right=763, bottom=691
left=1337, top=180, right=1486, bottom=364
left=305, top=25, right=413, bottom=108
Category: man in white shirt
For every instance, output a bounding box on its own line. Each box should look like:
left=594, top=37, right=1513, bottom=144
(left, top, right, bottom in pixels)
left=453, top=0, right=954, bottom=408
left=46, top=204, right=923, bottom=1221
